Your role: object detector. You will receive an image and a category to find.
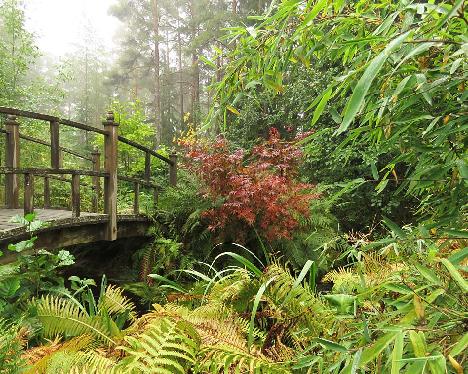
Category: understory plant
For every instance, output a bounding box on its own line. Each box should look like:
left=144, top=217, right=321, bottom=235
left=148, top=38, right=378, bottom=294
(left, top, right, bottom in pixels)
left=179, top=128, right=319, bottom=243
left=15, top=228, right=467, bottom=373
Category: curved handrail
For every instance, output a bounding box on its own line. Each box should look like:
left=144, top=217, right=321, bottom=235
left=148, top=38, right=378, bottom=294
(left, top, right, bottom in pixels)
left=0, top=106, right=173, bottom=165
left=0, top=128, right=93, bottom=162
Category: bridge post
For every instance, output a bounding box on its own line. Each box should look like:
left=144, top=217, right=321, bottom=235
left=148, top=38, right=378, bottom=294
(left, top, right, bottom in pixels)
left=50, top=120, right=61, bottom=169
left=5, top=115, right=20, bottom=209
left=91, top=147, right=101, bottom=213
left=24, top=173, right=34, bottom=215
left=169, top=151, right=177, bottom=187
left=103, top=112, right=118, bottom=241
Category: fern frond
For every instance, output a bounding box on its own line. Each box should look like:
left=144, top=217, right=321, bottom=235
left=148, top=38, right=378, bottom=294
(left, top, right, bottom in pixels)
left=37, top=349, right=116, bottom=374
left=24, top=335, right=97, bottom=373
left=262, top=264, right=333, bottom=335
left=322, top=267, right=360, bottom=293
left=34, top=295, right=117, bottom=345
left=198, top=345, right=291, bottom=373
left=117, top=317, right=198, bottom=373
left=68, top=351, right=117, bottom=373
left=99, top=285, right=137, bottom=322
left=209, top=268, right=252, bottom=304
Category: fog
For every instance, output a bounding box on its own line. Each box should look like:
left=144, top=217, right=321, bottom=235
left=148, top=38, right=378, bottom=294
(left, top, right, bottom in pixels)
left=24, top=0, right=119, bottom=57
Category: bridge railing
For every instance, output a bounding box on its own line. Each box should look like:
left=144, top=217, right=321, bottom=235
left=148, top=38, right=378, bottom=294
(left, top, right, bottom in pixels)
left=0, top=106, right=177, bottom=240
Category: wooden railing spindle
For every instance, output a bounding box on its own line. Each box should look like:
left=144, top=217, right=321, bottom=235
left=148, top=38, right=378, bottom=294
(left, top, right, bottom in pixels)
left=50, top=120, right=61, bottom=169
left=5, top=115, right=20, bottom=209
left=24, top=173, right=34, bottom=215
left=91, top=148, right=101, bottom=213
left=44, top=176, right=50, bottom=208
left=71, top=174, right=80, bottom=217
left=103, top=112, right=118, bottom=240
left=133, top=182, right=140, bottom=214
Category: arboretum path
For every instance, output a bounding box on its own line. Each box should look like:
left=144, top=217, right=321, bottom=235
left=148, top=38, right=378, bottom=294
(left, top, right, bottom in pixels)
left=0, top=107, right=177, bottom=258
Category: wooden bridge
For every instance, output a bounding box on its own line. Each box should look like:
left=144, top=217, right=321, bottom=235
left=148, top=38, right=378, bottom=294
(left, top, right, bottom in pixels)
left=0, top=106, right=177, bottom=255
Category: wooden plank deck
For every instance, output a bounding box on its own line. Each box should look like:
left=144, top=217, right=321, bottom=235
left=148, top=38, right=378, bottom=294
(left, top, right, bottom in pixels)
left=0, top=208, right=102, bottom=232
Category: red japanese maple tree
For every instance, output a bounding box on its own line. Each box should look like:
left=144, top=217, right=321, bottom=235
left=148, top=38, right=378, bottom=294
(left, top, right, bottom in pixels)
left=179, top=128, right=319, bottom=242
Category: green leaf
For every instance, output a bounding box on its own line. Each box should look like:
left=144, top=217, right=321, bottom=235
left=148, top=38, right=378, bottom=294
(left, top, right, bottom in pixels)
left=448, top=247, right=468, bottom=266
left=301, top=0, right=327, bottom=27
left=360, top=330, right=399, bottom=367
left=428, top=355, right=446, bottom=374
left=282, top=260, right=314, bottom=305
left=147, top=274, right=187, bottom=293
left=391, top=331, right=405, bottom=374
left=450, top=58, right=464, bottom=75
left=315, top=338, right=347, bottom=352
left=311, top=86, right=332, bottom=126
left=434, top=0, right=464, bottom=29
left=0, top=278, right=21, bottom=298
left=449, top=332, right=468, bottom=357
left=199, top=55, right=216, bottom=69
left=213, top=251, right=263, bottom=278
left=324, top=294, right=356, bottom=315
left=456, top=159, right=468, bottom=180
left=226, top=105, right=240, bottom=115
left=440, top=258, right=468, bottom=292
left=414, top=264, right=440, bottom=285
left=382, top=216, right=406, bottom=239
left=248, top=276, right=277, bottom=350
left=370, top=162, right=379, bottom=180
left=409, top=330, right=426, bottom=357
left=337, top=31, right=411, bottom=134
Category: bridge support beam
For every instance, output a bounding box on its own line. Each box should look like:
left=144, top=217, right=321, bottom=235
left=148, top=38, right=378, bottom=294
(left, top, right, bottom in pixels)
left=103, top=112, right=118, bottom=241
left=5, top=115, right=20, bottom=209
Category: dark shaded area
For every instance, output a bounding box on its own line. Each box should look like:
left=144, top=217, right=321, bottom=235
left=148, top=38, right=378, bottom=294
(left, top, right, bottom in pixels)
left=60, top=237, right=153, bottom=284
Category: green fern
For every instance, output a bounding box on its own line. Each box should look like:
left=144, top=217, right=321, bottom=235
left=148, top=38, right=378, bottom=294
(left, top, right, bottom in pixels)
left=98, top=284, right=137, bottom=322
left=34, top=295, right=119, bottom=345
left=117, top=317, right=199, bottom=373
left=197, top=345, right=291, bottom=373
left=262, top=264, right=333, bottom=336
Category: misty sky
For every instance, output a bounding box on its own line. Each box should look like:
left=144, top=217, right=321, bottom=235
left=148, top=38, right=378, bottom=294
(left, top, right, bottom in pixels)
left=24, top=0, right=120, bottom=57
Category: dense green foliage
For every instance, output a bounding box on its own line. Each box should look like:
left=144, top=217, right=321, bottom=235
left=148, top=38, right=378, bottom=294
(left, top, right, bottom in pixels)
left=0, top=0, right=466, bottom=373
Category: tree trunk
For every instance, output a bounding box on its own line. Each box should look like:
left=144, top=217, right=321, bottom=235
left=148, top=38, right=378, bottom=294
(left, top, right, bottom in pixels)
left=177, top=22, right=184, bottom=130
left=189, top=0, right=200, bottom=127
left=151, top=0, right=162, bottom=148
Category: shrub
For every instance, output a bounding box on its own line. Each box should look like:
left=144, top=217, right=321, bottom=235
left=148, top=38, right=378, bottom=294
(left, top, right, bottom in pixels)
left=179, top=128, right=319, bottom=242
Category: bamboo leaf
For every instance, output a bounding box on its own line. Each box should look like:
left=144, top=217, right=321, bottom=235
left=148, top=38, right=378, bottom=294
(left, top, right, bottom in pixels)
left=382, top=216, right=406, bottom=238
left=359, top=331, right=399, bottom=367
left=434, top=0, right=464, bottom=29
left=414, top=264, right=440, bottom=285
left=391, top=331, right=405, bottom=374
left=449, top=332, right=468, bottom=357
left=337, top=31, right=411, bottom=134
left=311, top=87, right=332, bottom=126
left=409, top=331, right=426, bottom=357
left=226, top=105, right=241, bottom=115
left=199, top=55, right=217, bottom=69
left=315, top=338, right=347, bottom=352
left=440, top=258, right=468, bottom=292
